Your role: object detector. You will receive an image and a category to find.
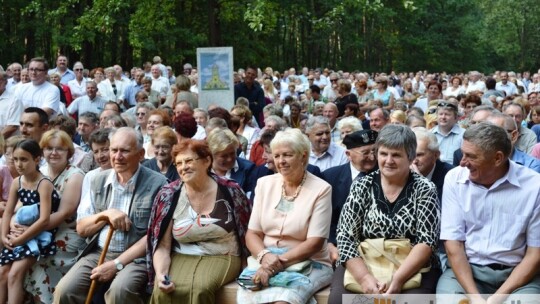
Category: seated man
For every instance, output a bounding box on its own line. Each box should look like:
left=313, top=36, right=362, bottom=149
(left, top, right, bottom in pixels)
left=306, top=116, right=348, bottom=172
left=54, top=127, right=168, bottom=304
left=437, top=123, right=540, bottom=302
left=321, top=129, right=377, bottom=263
left=412, top=127, right=454, bottom=202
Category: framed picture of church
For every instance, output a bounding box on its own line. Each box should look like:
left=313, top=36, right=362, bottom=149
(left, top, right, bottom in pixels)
left=197, top=47, right=234, bottom=110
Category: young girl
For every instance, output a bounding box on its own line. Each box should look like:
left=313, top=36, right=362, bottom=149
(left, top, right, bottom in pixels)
left=0, top=139, right=60, bottom=303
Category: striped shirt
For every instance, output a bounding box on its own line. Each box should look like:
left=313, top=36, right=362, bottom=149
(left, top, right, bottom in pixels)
left=77, top=167, right=141, bottom=252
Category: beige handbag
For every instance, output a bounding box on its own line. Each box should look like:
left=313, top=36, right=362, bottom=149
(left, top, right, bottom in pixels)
left=344, top=238, right=430, bottom=293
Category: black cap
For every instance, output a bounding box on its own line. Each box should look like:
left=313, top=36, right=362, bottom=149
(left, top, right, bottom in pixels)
left=342, top=130, right=378, bottom=150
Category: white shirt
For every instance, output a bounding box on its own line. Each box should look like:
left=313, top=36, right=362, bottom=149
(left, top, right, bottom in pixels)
left=151, top=76, right=170, bottom=97
left=15, top=82, right=60, bottom=115
left=466, top=80, right=486, bottom=93
left=67, top=95, right=108, bottom=115
left=67, top=78, right=87, bottom=99
left=0, top=88, right=23, bottom=130
left=441, top=161, right=540, bottom=266
left=308, top=142, right=348, bottom=172
left=496, top=81, right=518, bottom=97
left=432, top=124, right=464, bottom=165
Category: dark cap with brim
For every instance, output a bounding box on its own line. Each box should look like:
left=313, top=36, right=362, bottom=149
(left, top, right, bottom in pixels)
left=343, top=130, right=378, bottom=149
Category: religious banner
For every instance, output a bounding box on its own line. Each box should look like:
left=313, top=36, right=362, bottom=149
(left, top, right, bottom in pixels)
left=197, top=47, right=234, bottom=110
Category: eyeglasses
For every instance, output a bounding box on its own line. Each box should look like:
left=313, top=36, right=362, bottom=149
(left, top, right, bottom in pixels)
left=44, top=147, right=68, bottom=153
left=330, top=79, right=338, bottom=82
left=175, top=157, right=200, bottom=168
left=153, top=144, right=172, bottom=151
left=437, top=102, right=458, bottom=110
left=29, top=68, right=46, bottom=73
left=136, top=112, right=146, bottom=116
left=308, top=78, right=314, bottom=81
left=74, top=68, right=83, bottom=71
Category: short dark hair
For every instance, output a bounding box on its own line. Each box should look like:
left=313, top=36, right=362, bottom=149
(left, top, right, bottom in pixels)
left=30, top=57, right=49, bottom=71
left=89, top=128, right=112, bottom=146
left=49, top=115, right=77, bottom=138
left=24, top=107, right=49, bottom=126
left=485, top=77, right=497, bottom=90
left=309, top=85, right=321, bottom=94
left=79, top=112, right=100, bottom=125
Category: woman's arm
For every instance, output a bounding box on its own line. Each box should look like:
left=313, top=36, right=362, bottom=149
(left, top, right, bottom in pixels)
left=1, top=180, right=19, bottom=247
left=385, top=243, right=432, bottom=294
left=46, top=171, right=84, bottom=230
left=153, top=219, right=175, bottom=293
left=384, top=93, right=395, bottom=110
left=277, top=237, right=325, bottom=267
left=9, top=180, right=53, bottom=247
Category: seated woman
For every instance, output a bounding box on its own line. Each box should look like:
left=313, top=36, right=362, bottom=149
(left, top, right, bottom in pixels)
left=329, top=124, right=440, bottom=303
left=24, top=130, right=85, bottom=303
left=207, top=128, right=256, bottom=195
left=147, top=139, right=251, bottom=304
left=237, top=128, right=333, bottom=304
left=144, top=109, right=173, bottom=159
left=143, top=126, right=179, bottom=182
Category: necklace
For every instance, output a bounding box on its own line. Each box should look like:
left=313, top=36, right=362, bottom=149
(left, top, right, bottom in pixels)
left=281, top=173, right=307, bottom=201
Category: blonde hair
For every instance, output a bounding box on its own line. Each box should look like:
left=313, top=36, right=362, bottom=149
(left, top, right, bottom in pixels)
left=390, top=110, right=407, bottom=124
left=39, top=129, right=75, bottom=159
left=270, top=128, right=310, bottom=169
left=207, top=128, right=239, bottom=154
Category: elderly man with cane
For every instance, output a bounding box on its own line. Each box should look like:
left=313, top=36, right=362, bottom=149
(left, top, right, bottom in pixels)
left=54, top=128, right=168, bottom=303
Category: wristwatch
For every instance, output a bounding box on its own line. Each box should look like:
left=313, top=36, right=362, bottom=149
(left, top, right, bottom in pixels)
left=114, top=259, right=124, bottom=271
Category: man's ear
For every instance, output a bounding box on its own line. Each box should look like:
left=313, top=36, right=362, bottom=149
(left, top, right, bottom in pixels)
left=493, top=150, right=506, bottom=167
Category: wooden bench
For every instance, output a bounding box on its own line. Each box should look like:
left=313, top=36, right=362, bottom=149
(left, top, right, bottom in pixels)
left=216, top=282, right=330, bottom=304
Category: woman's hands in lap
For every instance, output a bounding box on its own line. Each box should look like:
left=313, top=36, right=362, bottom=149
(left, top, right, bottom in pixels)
left=261, top=253, right=287, bottom=273
left=157, top=274, right=175, bottom=293
left=359, top=273, right=387, bottom=294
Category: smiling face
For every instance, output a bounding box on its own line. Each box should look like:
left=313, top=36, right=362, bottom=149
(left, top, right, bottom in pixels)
left=152, top=137, right=173, bottom=163
left=347, top=144, right=376, bottom=173
left=43, top=137, right=69, bottom=167
left=175, top=150, right=210, bottom=184
left=262, top=144, right=276, bottom=171
left=272, top=143, right=306, bottom=178
left=146, top=114, right=164, bottom=135
left=377, top=145, right=411, bottom=180
left=212, top=144, right=237, bottom=174
left=92, top=141, right=111, bottom=170
left=307, top=123, right=330, bottom=154
left=460, top=140, right=497, bottom=186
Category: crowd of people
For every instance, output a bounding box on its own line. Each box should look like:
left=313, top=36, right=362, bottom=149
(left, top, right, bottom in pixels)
left=0, top=55, right=538, bottom=304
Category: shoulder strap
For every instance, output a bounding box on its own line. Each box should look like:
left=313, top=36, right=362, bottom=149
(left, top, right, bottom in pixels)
left=18, top=176, right=22, bottom=189
left=35, top=177, right=51, bottom=191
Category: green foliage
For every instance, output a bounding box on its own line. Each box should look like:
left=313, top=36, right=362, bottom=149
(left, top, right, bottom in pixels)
left=0, top=0, right=539, bottom=72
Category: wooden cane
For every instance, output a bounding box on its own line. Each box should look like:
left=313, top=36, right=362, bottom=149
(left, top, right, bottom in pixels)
left=85, top=215, right=116, bottom=304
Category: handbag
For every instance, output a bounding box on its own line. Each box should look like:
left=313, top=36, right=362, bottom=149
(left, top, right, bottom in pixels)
left=344, top=238, right=430, bottom=293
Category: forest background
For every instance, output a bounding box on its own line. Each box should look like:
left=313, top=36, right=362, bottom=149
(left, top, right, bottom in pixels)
left=1, top=0, right=539, bottom=74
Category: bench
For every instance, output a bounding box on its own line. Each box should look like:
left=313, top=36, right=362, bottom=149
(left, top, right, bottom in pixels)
left=216, top=282, right=330, bottom=304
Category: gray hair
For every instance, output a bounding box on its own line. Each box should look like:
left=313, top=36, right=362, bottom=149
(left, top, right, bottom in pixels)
left=376, top=124, right=417, bottom=161
left=412, top=127, right=439, bottom=152
left=305, top=116, right=330, bottom=134
left=264, top=115, right=286, bottom=130
left=463, top=122, right=511, bottom=157
left=270, top=128, right=310, bottom=169
left=471, top=105, right=498, bottom=117
left=79, top=112, right=99, bottom=125
left=135, top=102, right=156, bottom=112
left=337, top=117, right=363, bottom=133
left=109, top=127, right=144, bottom=150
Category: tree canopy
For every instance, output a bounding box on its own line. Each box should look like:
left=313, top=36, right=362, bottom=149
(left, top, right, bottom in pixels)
left=1, top=0, right=539, bottom=73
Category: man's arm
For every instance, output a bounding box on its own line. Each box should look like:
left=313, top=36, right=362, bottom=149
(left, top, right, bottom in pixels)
left=445, top=240, right=482, bottom=295
left=1, top=126, right=18, bottom=139
left=496, top=246, right=540, bottom=294
left=76, top=208, right=131, bottom=237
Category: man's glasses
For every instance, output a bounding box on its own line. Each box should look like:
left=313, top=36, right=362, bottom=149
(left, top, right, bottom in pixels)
left=74, top=68, right=83, bottom=71
left=330, top=79, right=338, bottom=82
left=29, top=68, right=46, bottom=73
left=136, top=112, right=146, bottom=116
